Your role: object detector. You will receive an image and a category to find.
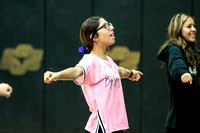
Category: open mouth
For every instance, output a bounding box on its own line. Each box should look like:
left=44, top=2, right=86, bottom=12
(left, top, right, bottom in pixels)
left=110, top=33, right=115, bottom=38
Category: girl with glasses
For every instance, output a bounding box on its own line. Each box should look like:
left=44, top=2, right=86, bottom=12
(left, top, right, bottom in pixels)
left=44, top=16, right=143, bottom=133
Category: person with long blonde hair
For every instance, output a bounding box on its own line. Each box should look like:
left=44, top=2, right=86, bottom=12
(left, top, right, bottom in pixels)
left=157, top=13, right=200, bottom=133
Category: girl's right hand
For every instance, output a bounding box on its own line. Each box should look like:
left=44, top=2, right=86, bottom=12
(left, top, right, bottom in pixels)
left=44, top=71, right=57, bottom=84
left=181, top=72, right=192, bottom=84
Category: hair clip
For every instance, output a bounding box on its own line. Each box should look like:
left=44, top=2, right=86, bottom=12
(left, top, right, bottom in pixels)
left=78, top=46, right=87, bottom=54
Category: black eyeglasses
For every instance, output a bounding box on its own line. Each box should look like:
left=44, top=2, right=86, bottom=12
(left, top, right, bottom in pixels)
left=92, top=23, right=113, bottom=38
left=96, top=23, right=113, bottom=31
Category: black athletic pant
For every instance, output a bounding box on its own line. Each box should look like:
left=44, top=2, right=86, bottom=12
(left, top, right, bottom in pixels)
left=85, top=127, right=124, bottom=133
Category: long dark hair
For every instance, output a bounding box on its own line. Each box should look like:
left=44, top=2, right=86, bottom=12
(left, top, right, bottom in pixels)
left=158, top=13, right=200, bottom=67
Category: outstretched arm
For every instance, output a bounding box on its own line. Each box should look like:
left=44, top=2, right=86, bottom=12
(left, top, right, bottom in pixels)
left=119, top=67, right=143, bottom=81
left=44, top=67, right=83, bottom=84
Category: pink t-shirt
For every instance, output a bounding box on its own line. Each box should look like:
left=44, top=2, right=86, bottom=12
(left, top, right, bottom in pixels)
left=74, top=54, right=129, bottom=133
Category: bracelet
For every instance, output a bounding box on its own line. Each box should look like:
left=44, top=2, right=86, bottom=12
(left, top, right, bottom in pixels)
left=128, top=70, right=133, bottom=78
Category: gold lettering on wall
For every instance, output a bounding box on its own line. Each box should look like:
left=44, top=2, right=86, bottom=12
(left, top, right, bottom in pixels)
left=0, top=44, right=43, bottom=75
left=107, top=46, right=140, bottom=69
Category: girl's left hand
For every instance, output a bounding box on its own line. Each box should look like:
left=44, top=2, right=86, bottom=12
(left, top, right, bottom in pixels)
left=129, top=70, right=143, bottom=81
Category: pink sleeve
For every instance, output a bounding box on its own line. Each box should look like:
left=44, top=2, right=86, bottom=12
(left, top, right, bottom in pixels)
left=73, top=66, right=86, bottom=85
left=73, top=55, right=92, bottom=85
